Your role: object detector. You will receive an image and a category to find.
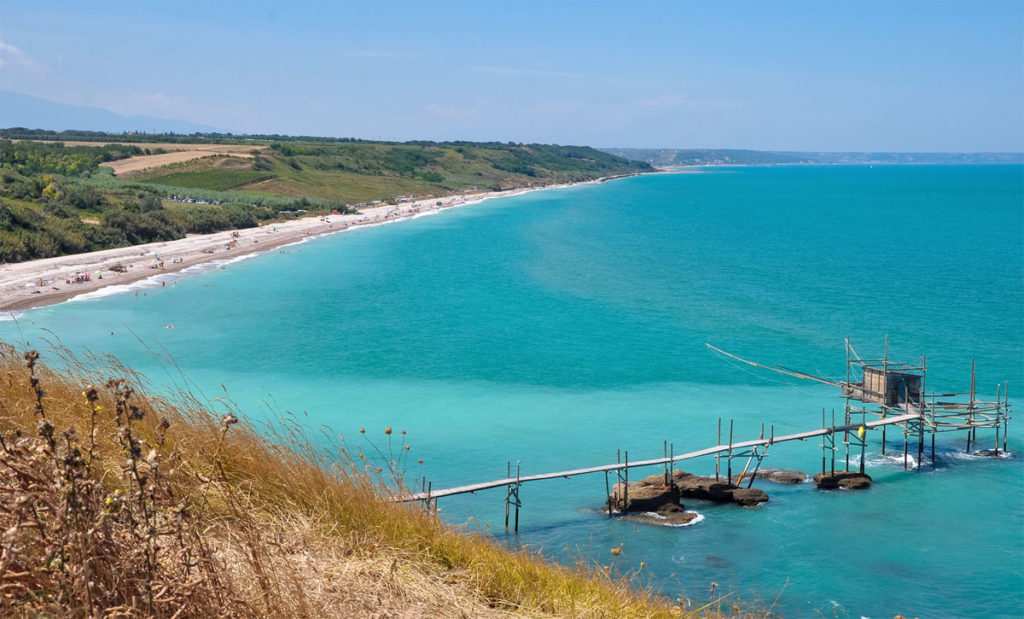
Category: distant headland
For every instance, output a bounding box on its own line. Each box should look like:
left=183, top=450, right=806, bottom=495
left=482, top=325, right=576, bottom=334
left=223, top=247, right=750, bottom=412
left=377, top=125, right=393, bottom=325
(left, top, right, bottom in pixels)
left=602, top=147, right=1024, bottom=166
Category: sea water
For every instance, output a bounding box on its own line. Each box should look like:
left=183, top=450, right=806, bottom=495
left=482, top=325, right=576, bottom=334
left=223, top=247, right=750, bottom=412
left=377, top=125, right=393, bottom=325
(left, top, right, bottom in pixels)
left=2, top=166, right=1022, bottom=617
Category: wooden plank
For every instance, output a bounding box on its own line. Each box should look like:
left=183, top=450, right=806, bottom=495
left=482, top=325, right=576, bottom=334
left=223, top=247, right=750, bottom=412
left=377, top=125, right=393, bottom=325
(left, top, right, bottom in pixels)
left=395, top=413, right=921, bottom=502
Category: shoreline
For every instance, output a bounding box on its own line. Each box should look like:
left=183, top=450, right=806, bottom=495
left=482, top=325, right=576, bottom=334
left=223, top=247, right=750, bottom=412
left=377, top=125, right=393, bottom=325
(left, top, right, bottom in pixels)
left=1, top=175, right=641, bottom=314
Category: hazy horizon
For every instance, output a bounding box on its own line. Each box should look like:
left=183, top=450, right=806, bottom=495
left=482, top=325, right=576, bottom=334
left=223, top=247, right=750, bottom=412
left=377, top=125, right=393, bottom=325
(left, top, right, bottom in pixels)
left=1, top=1, right=1022, bottom=151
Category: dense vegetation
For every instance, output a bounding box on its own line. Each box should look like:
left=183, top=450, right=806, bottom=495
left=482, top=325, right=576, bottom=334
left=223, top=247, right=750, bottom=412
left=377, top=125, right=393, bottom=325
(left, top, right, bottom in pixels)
left=0, top=139, right=143, bottom=175
left=0, top=134, right=651, bottom=262
left=130, top=140, right=652, bottom=202
left=0, top=141, right=320, bottom=262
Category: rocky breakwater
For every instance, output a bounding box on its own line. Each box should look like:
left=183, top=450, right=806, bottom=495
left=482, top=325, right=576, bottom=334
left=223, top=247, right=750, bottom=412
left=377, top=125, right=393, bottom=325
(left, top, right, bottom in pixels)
left=608, top=470, right=769, bottom=526
left=812, top=470, right=872, bottom=489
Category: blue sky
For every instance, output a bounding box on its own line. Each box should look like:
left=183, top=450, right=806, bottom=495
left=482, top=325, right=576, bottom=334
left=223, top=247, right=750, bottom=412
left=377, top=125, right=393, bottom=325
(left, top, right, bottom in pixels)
left=1, top=1, right=1021, bottom=150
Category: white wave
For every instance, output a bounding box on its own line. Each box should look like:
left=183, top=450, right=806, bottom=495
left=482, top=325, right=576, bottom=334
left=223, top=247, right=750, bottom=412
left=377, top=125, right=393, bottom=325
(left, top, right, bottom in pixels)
left=0, top=311, right=26, bottom=322
left=946, top=449, right=1013, bottom=461
left=64, top=254, right=262, bottom=305
left=860, top=452, right=919, bottom=469
left=410, top=209, right=441, bottom=219
left=269, top=235, right=317, bottom=251
left=639, top=510, right=705, bottom=527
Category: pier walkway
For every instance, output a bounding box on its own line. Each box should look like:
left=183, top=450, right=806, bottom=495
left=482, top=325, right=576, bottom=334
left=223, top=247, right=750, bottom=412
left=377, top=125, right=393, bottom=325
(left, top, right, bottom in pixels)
left=397, top=412, right=920, bottom=502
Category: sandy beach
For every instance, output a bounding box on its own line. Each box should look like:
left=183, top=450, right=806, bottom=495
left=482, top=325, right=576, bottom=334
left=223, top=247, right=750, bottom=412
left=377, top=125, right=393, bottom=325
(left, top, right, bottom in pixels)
left=0, top=182, right=590, bottom=314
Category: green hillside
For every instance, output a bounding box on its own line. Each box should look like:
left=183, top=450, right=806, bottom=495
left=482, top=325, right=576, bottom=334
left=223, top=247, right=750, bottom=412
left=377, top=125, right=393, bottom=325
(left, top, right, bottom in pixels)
left=0, top=135, right=651, bottom=262
left=132, top=141, right=651, bottom=203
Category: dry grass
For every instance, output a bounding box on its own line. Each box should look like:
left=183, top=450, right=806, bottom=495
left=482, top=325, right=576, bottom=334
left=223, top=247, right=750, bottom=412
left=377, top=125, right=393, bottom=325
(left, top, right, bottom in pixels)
left=0, top=341, right=758, bottom=617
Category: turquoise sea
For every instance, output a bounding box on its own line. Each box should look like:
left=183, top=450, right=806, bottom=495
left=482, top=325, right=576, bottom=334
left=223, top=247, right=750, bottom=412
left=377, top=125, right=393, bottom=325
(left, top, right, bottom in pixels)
left=2, top=166, right=1022, bottom=617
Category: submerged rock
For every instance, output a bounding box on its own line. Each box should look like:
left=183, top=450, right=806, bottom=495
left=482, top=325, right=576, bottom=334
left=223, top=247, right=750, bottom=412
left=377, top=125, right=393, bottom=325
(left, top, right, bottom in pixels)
left=705, top=555, right=732, bottom=567
left=753, top=468, right=808, bottom=484
left=813, top=470, right=872, bottom=490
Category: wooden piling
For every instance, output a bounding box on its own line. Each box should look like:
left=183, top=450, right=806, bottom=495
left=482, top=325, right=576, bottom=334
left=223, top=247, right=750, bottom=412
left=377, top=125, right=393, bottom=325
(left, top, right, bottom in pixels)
left=1005, top=381, right=1010, bottom=453
left=604, top=470, right=611, bottom=518
left=903, top=432, right=909, bottom=469
left=917, top=421, right=924, bottom=471
left=614, top=450, right=621, bottom=509
left=844, top=405, right=851, bottom=471
left=881, top=408, right=887, bottom=455
left=504, top=461, right=511, bottom=528
left=831, top=409, right=836, bottom=475
left=669, top=442, right=675, bottom=482
left=821, top=408, right=827, bottom=475
left=1004, top=416, right=1009, bottom=453
left=623, top=451, right=629, bottom=514
left=716, top=418, right=721, bottom=481
left=860, top=427, right=866, bottom=475
left=663, top=440, right=669, bottom=485
left=727, top=420, right=734, bottom=486
left=514, top=461, right=521, bottom=532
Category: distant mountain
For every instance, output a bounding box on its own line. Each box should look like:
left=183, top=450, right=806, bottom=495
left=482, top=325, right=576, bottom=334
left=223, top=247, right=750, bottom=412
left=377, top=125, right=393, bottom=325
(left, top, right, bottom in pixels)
left=0, top=90, right=228, bottom=134
left=603, top=148, right=1024, bottom=166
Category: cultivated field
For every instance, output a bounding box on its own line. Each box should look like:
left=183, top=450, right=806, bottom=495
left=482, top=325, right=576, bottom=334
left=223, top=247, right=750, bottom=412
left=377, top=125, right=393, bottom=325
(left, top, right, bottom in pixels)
left=100, top=144, right=266, bottom=175
left=12, top=139, right=266, bottom=176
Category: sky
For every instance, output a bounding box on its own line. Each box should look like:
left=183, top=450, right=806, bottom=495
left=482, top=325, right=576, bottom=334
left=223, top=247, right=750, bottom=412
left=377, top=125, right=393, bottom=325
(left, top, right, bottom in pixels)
left=1, top=0, right=1022, bottom=151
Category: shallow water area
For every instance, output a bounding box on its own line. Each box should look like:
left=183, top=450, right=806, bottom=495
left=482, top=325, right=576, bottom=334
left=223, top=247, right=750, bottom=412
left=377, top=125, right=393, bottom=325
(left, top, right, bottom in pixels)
left=3, top=166, right=1022, bottom=617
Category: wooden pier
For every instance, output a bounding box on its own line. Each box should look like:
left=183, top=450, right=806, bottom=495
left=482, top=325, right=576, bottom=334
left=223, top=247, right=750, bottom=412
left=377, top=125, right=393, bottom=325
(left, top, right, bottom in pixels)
left=397, top=340, right=1011, bottom=534
left=398, top=413, right=919, bottom=502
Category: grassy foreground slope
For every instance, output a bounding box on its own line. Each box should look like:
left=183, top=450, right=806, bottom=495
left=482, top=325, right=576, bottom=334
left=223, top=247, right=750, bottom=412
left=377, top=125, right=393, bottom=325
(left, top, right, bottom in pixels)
left=0, top=343, right=754, bottom=617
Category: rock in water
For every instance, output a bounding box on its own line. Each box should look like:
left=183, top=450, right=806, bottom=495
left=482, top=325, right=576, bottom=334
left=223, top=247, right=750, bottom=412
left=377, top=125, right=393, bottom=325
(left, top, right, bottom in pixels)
left=608, top=470, right=769, bottom=513
left=671, top=470, right=769, bottom=506
left=608, top=472, right=680, bottom=512
left=813, top=470, right=872, bottom=489
left=754, top=468, right=808, bottom=484
left=730, top=487, right=770, bottom=506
